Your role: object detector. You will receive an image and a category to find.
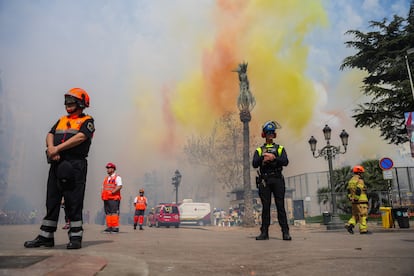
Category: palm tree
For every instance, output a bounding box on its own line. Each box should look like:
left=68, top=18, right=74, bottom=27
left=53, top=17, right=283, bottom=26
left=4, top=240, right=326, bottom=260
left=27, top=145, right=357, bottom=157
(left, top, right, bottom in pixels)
left=361, top=160, right=389, bottom=214
left=317, top=187, right=330, bottom=210
left=328, top=159, right=388, bottom=214
left=333, top=166, right=352, bottom=193
left=317, top=160, right=390, bottom=214
left=332, top=166, right=352, bottom=213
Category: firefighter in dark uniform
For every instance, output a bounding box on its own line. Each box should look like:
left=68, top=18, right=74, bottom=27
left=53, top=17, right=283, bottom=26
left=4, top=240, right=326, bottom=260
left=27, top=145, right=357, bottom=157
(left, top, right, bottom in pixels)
left=24, top=87, right=95, bottom=250
left=252, top=121, right=291, bottom=241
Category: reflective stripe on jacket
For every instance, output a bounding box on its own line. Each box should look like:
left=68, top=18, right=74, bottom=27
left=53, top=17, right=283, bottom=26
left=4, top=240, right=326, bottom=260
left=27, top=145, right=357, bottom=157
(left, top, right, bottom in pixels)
left=102, top=174, right=121, bottom=200
left=256, top=144, right=284, bottom=157
left=53, top=114, right=94, bottom=159
left=55, top=115, right=92, bottom=136
left=134, top=196, right=147, bottom=210
left=347, top=175, right=368, bottom=203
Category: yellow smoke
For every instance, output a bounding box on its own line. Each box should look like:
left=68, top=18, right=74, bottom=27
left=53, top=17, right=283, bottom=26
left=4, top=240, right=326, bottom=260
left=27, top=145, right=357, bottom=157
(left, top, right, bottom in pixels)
left=172, top=0, right=327, bottom=135
left=132, top=0, right=327, bottom=160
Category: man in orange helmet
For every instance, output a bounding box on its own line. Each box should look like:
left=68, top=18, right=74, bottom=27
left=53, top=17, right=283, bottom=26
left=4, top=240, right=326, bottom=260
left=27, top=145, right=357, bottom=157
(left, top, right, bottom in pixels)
left=345, top=165, right=369, bottom=234
left=24, top=88, right=95, bottom=250
left=101, top=162, right=123, bottom=233
left=133, top=189, right=148, bottom=230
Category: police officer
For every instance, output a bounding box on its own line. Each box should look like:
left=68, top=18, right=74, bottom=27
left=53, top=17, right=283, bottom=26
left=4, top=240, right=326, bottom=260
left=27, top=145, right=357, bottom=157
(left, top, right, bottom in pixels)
left=24, top=88, right=95, bottom=249
left=345, top=165, right=369, bottom=234
left=252, top=121, right=291, bottom=241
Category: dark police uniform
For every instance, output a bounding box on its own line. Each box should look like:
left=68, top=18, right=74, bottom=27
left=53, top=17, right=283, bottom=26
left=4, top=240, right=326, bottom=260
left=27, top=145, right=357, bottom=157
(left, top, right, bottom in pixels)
left=252, top=142, right=290, bottom=239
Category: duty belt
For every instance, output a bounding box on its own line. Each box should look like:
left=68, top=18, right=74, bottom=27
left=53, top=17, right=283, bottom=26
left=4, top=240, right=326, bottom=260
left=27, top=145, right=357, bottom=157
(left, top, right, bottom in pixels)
left=263, top=171, right=282, bottom=179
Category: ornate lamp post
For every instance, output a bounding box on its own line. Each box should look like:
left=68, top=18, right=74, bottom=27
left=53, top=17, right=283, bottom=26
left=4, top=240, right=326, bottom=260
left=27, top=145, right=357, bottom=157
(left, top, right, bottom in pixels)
left=172, top=170, right=182, bottom=204
left=234, top=62, right=255, bottom=226
left=308, top=125, right=349, bottom=230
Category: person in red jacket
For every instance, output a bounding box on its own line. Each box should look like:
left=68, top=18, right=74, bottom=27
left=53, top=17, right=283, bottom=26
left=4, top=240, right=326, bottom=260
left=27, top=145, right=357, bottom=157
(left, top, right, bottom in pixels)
left=24, top=88, right=95, bottom=250
left=133, top=189, right=147, bottom=230
left=101, top=162, right=123, bottom=233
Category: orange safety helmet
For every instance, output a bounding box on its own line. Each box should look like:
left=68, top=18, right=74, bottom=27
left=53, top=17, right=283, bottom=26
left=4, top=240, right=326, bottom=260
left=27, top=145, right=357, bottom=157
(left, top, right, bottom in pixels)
left=106, top=162, right=116, bottom=170
left=65, top=87, right=90, bottom=108
left=139, top=188, right=144, bottom=193
left=352, top=165, right=365, bottom=173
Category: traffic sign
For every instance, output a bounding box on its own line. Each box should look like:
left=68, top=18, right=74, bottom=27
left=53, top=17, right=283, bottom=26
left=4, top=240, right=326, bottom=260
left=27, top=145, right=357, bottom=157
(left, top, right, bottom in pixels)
left=383, top=170, right=393, bottom=180
left=379, top=157, right=394, bottom=170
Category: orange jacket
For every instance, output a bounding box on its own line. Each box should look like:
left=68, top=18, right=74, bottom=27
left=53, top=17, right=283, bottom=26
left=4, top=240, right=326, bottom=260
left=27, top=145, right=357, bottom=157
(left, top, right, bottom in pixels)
left=53, top=114, right=94, bottom=159
left=101, top=174, right=121, bottom=201
left=134, top=196, right=147, bottom=210
left=55, top=114, right=93, bottom=135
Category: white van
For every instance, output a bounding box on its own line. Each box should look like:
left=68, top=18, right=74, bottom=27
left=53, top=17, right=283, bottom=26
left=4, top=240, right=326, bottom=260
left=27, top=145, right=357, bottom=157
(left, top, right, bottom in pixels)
left=178, top=199, right=211, bottom=226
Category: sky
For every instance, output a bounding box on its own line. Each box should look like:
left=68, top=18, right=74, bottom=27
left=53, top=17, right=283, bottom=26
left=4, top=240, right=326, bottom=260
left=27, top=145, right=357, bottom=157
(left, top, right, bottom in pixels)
left=0, top=0, right=413, bottom=212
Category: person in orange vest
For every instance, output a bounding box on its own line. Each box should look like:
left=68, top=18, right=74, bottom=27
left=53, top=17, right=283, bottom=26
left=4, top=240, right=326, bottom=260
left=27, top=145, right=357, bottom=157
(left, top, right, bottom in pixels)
left=101, top=162, right=123, bottom=233
left=24, top=88, right=95, bottom=250
left=133, top=188, right=148, bottom=230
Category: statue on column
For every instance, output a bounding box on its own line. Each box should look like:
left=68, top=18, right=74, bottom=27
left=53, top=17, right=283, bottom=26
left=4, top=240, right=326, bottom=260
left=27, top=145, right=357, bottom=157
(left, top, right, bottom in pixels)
left=233, top=62, right=255, bottom=113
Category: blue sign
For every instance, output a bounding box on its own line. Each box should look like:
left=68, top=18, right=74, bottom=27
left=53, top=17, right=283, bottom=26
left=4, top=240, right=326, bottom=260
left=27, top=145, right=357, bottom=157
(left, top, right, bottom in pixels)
left=379, top=157, right=394, bottom=170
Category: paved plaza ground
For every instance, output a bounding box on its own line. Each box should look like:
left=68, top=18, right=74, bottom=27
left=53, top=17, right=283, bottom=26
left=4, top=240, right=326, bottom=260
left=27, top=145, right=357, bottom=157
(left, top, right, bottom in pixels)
left=0, top=221, right=413, bottom=275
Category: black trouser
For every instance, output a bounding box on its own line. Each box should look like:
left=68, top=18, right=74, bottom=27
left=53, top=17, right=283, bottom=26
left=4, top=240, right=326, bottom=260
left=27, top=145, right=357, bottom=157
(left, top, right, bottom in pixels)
left=258, top=175, right=289, bottom=233
left=104, top=200, right=120, bottom=215
left=41, top=159, right=87, bottom=241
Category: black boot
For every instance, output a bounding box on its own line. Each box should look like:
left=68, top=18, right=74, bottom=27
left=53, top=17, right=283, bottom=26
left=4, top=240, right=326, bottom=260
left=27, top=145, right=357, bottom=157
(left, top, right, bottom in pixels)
left=24, top=235, right=54, bottom=248
left=67, top=239, right=82, bottom=249
left=282, top=232, right=292, bottom=241
left=139, top=225, right=143, bottom=230
left=256, top=228, right=269, bottom=240
left=345, top=224, right=354, bottom=234
left=103, top=227, right=112, bottom=233
left=134, top=224, right=137, bottom=230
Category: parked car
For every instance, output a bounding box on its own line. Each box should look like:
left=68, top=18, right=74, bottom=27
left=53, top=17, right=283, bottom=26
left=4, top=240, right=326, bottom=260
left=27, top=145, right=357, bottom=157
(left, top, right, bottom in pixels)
left=154, top=203, right=180, bottom=228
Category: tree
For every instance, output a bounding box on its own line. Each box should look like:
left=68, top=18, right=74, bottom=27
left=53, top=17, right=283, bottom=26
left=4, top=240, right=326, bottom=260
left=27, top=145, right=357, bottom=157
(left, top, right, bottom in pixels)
left=340, top=2, right=414, bottom=145
left=316, top=160, right=389, bottom=214
left=360, top=160, right=389, bottom=214
left=333, top=166, right=353, bottom=193
left=183, top=112, right=244, bottom=192
left=317, top=187, right=330, bottom=206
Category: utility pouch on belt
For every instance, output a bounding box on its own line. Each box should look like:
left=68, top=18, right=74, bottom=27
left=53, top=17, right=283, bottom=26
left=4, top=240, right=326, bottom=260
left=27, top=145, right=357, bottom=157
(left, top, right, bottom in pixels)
left=56, top=160, right=75, bottom=190
left=256, top=171, right=264, bottom=189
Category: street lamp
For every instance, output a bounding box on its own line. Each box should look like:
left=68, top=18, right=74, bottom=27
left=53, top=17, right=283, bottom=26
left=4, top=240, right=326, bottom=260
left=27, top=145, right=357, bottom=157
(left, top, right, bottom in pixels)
left=405, top=47, right=414, bottom=100
left=172, top=170, right=182, bottom=204
left=308, top=125, right=349, bottom=230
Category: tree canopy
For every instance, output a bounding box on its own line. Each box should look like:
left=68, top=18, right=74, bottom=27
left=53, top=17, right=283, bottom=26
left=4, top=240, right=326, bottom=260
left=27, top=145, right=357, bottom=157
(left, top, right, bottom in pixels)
left=183, top=112, right=244, bottom=192
left=340, top=2, right=414, bottom=145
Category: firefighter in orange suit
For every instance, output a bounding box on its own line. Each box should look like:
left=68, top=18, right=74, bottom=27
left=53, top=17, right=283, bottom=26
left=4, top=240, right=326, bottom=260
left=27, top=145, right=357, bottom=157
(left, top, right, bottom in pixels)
left=133, top=189, right=147, bottom=230
left=24, top=88, right=95, bottom=250
left=345, top=165, right=369, bottom=234
left=101, top=162, right=123, bottom=233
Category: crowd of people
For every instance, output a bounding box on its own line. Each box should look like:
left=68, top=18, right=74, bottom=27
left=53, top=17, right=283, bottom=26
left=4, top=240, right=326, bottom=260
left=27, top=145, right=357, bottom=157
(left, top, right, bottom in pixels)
left=212, top=208, right=245, bottom=227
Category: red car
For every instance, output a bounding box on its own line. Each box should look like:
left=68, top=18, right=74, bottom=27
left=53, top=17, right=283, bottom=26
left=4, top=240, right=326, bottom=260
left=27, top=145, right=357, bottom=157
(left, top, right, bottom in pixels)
left=154, top=203, right=180, bottom=228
